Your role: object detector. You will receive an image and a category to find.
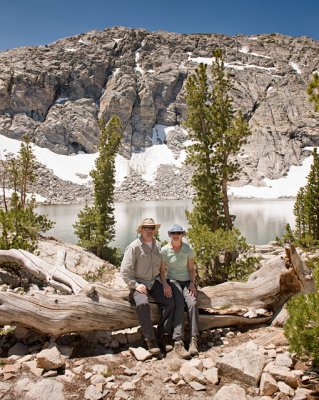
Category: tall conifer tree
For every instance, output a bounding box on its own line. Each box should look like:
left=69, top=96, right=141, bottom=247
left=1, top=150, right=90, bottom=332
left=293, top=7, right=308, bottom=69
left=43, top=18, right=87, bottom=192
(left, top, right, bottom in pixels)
left=307, top=73, right=319, bottom=111
left=293, top=149, right=319, bottom=244
left=74, top=116, right=122, bottom=259
left=184, top=49, right=252, bottom=282
left=0, top=135, right=53, bottom=251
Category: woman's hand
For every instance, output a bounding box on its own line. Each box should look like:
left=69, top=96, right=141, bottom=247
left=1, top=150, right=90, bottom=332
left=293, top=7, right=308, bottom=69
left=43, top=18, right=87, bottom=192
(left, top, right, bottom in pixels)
left=188, top=282, right=197, bottom=297
left=163, top=282, right=173, bottom=298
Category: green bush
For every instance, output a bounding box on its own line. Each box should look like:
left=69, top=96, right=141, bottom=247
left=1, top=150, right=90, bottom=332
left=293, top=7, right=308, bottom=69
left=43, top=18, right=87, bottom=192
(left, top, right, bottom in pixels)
left=284, top=258, right=319, bottom=366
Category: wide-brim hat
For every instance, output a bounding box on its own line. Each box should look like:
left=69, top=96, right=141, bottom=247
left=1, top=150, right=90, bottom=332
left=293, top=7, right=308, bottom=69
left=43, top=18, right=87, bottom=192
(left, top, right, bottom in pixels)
left=168, top=224, right=186, bottom=234
left=136, top=218, right=161, bottom=234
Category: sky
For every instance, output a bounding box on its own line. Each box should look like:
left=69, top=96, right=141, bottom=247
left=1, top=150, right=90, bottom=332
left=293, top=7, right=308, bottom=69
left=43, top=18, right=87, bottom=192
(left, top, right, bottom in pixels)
left=0, top=0, right=318, bottom=51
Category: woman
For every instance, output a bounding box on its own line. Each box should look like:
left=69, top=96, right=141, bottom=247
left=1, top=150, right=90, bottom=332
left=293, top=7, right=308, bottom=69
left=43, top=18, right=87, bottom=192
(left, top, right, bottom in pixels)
left=160, top=224, right=199, bottom=359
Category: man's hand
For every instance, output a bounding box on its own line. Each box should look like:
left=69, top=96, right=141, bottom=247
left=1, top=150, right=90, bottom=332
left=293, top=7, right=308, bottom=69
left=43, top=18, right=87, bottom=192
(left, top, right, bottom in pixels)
left=163, top=282, right=172, bottom=298
left=135, top=283, right=148, bottom=294
left=188, top=282, right=197, bottom=297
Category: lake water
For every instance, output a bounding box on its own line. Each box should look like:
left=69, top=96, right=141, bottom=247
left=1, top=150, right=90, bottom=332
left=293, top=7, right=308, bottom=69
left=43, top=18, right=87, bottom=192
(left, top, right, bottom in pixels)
left=36, top=199, right=295, bottom=250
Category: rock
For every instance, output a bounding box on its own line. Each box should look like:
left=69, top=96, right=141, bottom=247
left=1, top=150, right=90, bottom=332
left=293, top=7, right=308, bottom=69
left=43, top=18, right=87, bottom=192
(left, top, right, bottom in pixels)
left=8, top=342, right=29, bottom=356
left=1, top=28, right=318, bottom=203
left=84, top=385, right=103, bottom=400
left=213, top=383, right=247, bottom=400
left=202, top=357, right=215, bottom=369
left=188, top=358, right=203, bottom=371
left=275, top=351, right=294, bottom=368
left=216, top=341, right=267, bottom=386
left=188, top=381, right=206, bottom=391
left=180, top=362, right=206, bottom=384
left=259, top=372, right=279, bottom=396
left=114, top=388, right=130, bottom=399
left=36, top=346, right=66, bottom=370
left=0, top=382, right=12, bottom=397
left=292, top=387, right=313, bottom=399
left=266, top=364, right=299, bottom=389
left=24, top=360, right=44, bottom=377
left=278, top=381, right=295, bottom=396
left=2, top=363, right=21, bottom=373
left=203, top=367, right=219, bottom=384
left=123, top=367, right=137, bottom=376
left=171, top=373, right=180, bottom=384
left=121, top=382, right=136, bottom=391
left=25, top=379, right=64, bottom=400
left=90, top=374, right=106, bottom=385
left=129, top=346, right=152, bottom=361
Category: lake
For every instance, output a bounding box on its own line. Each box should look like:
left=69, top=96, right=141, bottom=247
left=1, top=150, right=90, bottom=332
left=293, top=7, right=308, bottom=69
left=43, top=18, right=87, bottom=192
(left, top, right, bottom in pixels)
left=37, top=199, right=295, bottom=249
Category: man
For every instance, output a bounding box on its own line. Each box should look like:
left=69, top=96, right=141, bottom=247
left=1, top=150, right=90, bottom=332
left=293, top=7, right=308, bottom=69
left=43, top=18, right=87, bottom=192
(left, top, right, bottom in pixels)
left=120, top=218, right=175, bottom=355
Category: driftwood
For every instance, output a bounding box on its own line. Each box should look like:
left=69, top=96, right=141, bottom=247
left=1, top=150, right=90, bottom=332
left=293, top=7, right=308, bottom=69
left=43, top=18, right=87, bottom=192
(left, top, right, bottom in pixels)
left=0, top=244, right=315, bottom=336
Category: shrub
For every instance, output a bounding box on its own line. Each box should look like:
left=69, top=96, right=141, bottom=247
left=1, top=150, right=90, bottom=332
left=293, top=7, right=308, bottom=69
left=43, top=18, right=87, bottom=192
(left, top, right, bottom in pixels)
left=284, top=258, right=319, bottom=366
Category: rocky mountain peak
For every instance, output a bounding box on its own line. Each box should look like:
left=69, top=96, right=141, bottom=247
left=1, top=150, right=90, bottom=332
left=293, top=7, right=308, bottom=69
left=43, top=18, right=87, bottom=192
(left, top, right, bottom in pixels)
left=0, top=27, right=318, bottom=189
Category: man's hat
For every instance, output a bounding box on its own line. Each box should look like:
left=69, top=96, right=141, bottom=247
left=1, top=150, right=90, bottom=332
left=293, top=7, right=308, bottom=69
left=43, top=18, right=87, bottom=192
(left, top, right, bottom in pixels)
left=136, top=218, right=161, bottom=234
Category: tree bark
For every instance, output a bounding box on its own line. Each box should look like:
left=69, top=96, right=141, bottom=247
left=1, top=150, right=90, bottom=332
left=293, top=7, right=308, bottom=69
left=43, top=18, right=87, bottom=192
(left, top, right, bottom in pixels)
left=0, top=244, right=314, bottom=336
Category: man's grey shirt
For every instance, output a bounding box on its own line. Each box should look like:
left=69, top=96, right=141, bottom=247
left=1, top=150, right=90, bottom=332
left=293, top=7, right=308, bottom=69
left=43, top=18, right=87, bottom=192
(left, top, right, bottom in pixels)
left=120, top=237, right=161, bottom=290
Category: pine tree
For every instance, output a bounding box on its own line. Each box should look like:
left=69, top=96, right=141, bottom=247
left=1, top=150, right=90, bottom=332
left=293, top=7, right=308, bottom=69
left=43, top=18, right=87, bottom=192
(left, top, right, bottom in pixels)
left=184, top=49, right=252, bottom=283
left=294, top=187, right=306, bottom=239
left=0, top=135, right=54, bottom=252
left=307, top=73, right=319, bottom=112
left=293, top=149, right=319, bottom=246
left=74, top=116, right=122, bottom=261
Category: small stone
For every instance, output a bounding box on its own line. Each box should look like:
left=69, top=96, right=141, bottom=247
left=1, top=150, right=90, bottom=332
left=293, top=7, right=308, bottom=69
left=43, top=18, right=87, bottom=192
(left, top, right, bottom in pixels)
left=188, top=381, right=206, bottom=391
left=278, top=381, right=295, bottom=396
left=203, top=367, right=219, bottom=384
left=202, top=358, right=215, bottom=369
left=73, top=365, right=84, bottom=374
left=129, top=346, right=152, bottom=361
left=43, top=370, right=58, bottom=377
left=121, top=381, right=136, bottom=391
left=84, top=384, right=103, bottom=400
left=124, top=367, right=137, bottom=376
left=114, top=388, right=130, bottom=399
left=171, top=373, right=180, bottom=384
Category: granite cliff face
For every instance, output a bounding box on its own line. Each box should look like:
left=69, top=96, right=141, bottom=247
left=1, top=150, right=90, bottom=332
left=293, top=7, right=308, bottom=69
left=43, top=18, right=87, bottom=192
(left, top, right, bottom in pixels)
left=0, top=26, right=319, bottom=199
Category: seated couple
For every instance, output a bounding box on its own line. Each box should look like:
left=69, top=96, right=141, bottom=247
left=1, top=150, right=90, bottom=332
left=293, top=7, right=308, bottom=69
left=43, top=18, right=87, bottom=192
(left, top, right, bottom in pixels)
left=120, top=218, right=199, bottom=359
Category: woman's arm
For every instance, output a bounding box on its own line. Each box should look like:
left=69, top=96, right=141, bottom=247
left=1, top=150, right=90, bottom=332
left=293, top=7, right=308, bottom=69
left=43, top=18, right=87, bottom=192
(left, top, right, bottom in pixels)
left=160, top=260, right=172, bottom=297
left=187, top=257, right=197, bottom=296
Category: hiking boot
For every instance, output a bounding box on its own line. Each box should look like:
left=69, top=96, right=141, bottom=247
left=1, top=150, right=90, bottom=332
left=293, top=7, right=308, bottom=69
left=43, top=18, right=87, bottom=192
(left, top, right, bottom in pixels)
left=189, top=336, right=199, bottom=357
left=173, top=340, right=191, bottom=359
left=158, top=335, right=173, bottom=353
left=145, top=339, right=161, bottom=355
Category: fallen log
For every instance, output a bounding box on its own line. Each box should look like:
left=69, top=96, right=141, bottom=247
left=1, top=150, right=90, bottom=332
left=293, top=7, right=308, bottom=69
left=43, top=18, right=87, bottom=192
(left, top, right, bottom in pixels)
left=0, top=244, right=314, bottom=336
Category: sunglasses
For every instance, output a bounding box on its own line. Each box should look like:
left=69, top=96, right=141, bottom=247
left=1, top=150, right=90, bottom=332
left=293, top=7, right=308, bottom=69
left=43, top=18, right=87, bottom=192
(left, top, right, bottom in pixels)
left=171, top=232, right=183, bottom=235
left=142, top=226, right=156, bottom=231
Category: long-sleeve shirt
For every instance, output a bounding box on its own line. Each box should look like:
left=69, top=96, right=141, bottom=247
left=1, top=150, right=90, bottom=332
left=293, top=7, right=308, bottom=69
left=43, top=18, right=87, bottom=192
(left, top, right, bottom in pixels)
left=120, top=237, right=162, bottom=290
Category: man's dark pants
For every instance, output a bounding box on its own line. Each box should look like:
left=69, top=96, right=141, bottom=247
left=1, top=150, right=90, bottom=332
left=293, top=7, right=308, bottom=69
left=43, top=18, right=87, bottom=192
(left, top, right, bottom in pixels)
left=132, top=280, right=175, bottom=341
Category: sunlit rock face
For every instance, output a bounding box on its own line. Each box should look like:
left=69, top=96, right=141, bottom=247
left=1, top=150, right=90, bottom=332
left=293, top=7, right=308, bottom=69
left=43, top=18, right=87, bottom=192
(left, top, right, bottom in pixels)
left=0, top=26, right=318, bottom=190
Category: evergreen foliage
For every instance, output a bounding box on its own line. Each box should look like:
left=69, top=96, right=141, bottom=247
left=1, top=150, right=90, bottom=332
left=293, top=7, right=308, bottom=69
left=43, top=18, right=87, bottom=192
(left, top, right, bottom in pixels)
left=284, top=258, right=319, bottom=366
left=184, top=49, right=253, bottom=283
left=74, top=116, right=123, bottom=263
left=307, top=73, right=319, bottom=112
left=292, top=149, right=319, bottom=247
left=0, top=135, right=54, bottom=252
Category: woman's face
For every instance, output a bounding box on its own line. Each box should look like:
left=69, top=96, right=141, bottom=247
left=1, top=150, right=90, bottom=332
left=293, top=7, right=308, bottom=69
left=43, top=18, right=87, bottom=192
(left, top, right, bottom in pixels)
left=170, top=232, right=183, bottom=244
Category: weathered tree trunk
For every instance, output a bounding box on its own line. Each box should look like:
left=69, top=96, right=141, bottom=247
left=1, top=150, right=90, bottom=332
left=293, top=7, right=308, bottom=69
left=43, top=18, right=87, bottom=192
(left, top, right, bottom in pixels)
left=0, top=244, right=314, bottom=336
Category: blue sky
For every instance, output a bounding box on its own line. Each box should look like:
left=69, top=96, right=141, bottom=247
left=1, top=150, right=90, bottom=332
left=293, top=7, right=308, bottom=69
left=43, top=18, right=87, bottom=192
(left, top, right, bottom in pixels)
left=0, top=0, right=318, bottom=51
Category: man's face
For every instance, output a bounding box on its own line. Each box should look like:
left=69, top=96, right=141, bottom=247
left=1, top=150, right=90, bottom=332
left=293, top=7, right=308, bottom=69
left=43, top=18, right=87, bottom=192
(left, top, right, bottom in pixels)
left=140, top=225, right=156, bottom=241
